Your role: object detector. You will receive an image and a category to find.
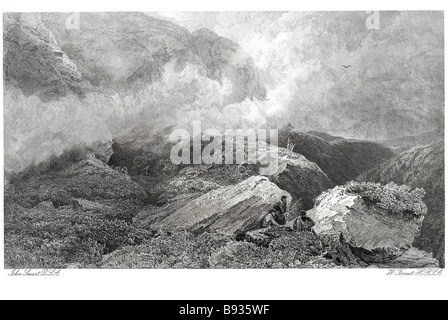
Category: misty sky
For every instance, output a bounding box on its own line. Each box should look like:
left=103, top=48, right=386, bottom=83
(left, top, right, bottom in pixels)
left=149, top=12, right=444, bottom=137
left=4, top=11, right=444, bottom=172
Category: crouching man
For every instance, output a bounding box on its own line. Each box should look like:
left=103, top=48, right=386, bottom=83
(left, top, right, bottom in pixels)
left=292, top=210, right=316, bottom=232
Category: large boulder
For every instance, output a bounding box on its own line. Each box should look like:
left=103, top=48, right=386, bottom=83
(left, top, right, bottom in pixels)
left=267, top=145, right=334, bottom=209
left=134, top=176, right=291, bottom=235
left=307, top=184, right=426, bottom=263
left=358, top=141, right=444, bottom=267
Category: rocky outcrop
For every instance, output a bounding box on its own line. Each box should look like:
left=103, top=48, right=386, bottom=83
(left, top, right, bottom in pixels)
left=358, top=142, right=444, bottom=267
left=3, top=13, right=89, bottom=100
left=33, top=200, right=56, bottom=213
left=307, top=185, right=426, bottom=263
left=7, top=156, right=148, bottom=209
left=109, top=133, right=334, bottom=211
left=4, top=12, right=266, bottom=104
left=134, top=176, right=291, bottom=235
left=131, top=143, right=332, bottom=235
left=191, top=28, right=238, bottom=81
left=267, top=145, right=334, bottom=208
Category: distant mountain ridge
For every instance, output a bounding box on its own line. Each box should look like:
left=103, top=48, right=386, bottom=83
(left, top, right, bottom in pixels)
left=375, top=130, right=444, bottom=153
left=277, top=128, right=396, bottom=185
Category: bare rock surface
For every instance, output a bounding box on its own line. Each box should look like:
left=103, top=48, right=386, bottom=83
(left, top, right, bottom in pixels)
left=358, top=142, right=444, bottom=267
left=308, top=185, right=425, bottom=263
left=135, top=176, right=291, bottom=235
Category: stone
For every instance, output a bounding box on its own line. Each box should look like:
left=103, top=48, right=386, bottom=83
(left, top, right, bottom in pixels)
left=308, top=186, right=425, bottom=263
left=135, top=176, right=291, bottom=235
left=266, top=144, right=335, bottom=209
left=358, top=141, right=444, bottom=267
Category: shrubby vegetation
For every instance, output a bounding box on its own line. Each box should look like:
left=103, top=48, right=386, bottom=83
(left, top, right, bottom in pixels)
left=99, top=231, right=340, bottom=269
left=4, top=203, right=153, bottom=268
left=6, top=205, right=340, bottom=268
left=209, top=232, right=338, bottom=269
left=100, top=231, right=232, bottom=269
left=345, top=181, right=427, bottom=217
left=103, top=199, right=146, bottom=223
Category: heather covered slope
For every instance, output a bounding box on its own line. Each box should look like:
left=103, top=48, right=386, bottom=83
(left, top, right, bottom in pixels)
left=4, top=151, right=154, bottom=268
left=98, top=231, right=341, bottom=269
left=6, top=150, right=148, bottom=214
left=4, top=140, right=441, bottom=269
left=4, top=141, right=334, bottom=268
left=358, top=142, right=445, bottom=266
left=277, top=128, right=396, bottom=185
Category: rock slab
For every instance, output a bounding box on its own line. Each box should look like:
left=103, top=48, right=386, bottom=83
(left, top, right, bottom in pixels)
left=307, top=186, right=424, bottom=263
left=135, top=176, right=291, bottom=235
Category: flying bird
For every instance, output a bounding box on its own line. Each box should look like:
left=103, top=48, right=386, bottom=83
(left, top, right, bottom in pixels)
left=342, top=65, right=353, bottom=69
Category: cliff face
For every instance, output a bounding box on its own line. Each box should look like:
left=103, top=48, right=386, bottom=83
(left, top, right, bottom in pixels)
left=3, top=13, right=89, bottom=100
left=358, top=142, right=445, bottom=267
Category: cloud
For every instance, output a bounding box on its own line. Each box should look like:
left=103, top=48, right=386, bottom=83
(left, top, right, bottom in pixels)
left=163, top=12, right=443, bottom=139
left=4, top=12, right=444, bottom=172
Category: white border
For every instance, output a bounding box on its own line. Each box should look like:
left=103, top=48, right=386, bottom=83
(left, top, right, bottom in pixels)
left=0, top=0, right=447, bottom=301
